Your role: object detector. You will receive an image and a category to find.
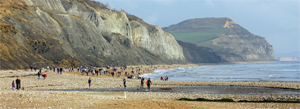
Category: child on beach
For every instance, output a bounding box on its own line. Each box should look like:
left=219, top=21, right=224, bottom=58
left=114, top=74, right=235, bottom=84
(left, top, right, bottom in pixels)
left=12, top=81, right=15, bottom=90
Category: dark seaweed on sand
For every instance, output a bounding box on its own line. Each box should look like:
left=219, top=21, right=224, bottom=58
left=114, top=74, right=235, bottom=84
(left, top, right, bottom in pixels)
left=179, top=98, right=300, bottom=103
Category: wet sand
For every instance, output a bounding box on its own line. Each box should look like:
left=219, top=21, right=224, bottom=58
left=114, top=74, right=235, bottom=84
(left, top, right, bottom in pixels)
left=1, top=91, right=299, bottom=109
left=0, top=64, right=299, bottom=108
left=54, top=86, right=300, bottom=96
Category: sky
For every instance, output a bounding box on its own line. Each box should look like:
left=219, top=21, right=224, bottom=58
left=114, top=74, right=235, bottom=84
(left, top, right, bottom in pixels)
left=97, top=0, right=299, bottom=56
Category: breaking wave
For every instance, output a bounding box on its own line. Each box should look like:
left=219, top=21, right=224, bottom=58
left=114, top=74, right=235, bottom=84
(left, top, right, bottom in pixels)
left=140, top=62, right=300, bottom=82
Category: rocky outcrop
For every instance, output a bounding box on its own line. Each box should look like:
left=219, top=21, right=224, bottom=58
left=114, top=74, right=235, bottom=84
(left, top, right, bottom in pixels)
left=130, top=21, right=185, bottom=60
left=0, top=0, right=186, bottom=69
left=212, top=19, right=276, bottom=61
left=164, top=18, right=277, bottom=62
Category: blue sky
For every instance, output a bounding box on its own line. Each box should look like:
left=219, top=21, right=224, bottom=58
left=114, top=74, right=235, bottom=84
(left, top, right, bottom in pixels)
left=97, top=0, right=299, bottom=56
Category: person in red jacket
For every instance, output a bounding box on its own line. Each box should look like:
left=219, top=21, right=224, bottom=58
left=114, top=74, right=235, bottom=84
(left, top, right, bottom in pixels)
left=147, top=78, right=152, bottom=90
left=161, top=76, right=163, bottom=80
left=42, top=74, right=47, bottom=79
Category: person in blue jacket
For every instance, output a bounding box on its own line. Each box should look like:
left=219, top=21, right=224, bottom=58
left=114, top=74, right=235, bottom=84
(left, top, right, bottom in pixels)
left=123, top=78, right=126, bottom=88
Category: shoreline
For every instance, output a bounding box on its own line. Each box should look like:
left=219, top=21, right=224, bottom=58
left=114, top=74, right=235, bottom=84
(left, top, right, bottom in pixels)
left=0, top=66, right=299, bottom=108
left=140, top=62, right=299, bottom=83
left=0, top=68, right=299, bottom=90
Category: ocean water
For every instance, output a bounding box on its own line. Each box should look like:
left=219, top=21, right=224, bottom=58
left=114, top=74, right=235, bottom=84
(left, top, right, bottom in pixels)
left=140, top=62, right=300, bottom=82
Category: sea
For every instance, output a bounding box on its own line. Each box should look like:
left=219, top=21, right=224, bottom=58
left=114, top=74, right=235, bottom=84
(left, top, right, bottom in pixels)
left=140, top=62, right=300, bottom=82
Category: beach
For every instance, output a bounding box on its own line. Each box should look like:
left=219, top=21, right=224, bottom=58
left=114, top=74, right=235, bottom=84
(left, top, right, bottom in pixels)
left=0, top=64, right=299, bottom=108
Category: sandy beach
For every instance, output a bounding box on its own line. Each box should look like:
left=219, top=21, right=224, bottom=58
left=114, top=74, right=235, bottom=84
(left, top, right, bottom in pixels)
left=0, top=64, right=299, bottom=108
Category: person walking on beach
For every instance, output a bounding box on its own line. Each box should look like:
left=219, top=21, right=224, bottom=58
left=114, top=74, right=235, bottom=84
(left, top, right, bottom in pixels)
left=88, top=78, right=91, bottom=89
left=42, top=74, right=47, bottom=79
left=165, top=76, right=168, bottom=81
left=123, top=78, right=126, bottom=88
left=60, top=67, right=63, bottom=74
left=92, top=70, right=95, bottom=76
left=57, top=67, right=59, bottom=74
left=161, top=76, right=163, bottom=81
left=86, top=69, right=89, bottom=76
left=95, top=70, right=98, bottom=76
left=12, top=81, right=15, bottom=90
left=141, top=77, right=144, bottom=88
left=147, top=78, right=152, bottom=90
left=34, top=66, right=37, bottom=72
left=30, top=66, right=33, bottom=71
left=38, top=70, right=41, bottom=79
left=99, top=68, right=102, bottom=75
left=16, top=77, right=21, bottom=90
left=81, top=68, right=85, bottom=75
left=111, top=70, right=114, bottom=77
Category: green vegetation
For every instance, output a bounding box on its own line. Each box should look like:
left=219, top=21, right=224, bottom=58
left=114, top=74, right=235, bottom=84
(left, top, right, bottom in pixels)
left=170, top=29, right=226, bottom=44
left=164, top=18, right=228, bottom=33
left=179, top=98, right=300, bottom=103
left=164, top=18, right=228, bottom=49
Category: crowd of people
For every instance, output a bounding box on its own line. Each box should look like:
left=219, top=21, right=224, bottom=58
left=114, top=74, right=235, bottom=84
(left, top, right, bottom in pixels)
left=12, top=64, right=171, bottom=90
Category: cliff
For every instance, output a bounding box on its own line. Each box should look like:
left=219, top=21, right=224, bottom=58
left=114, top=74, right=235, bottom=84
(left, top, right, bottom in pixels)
left=177, top=41, right=224, bottom=63
left=163, top=18, right=277, bottom=62
left=0, top=0, right=187, bottom=69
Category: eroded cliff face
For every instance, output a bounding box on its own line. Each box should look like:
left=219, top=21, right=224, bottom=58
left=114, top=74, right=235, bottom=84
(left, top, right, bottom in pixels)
left=212, top=20, right=276, bottom=61
left=130, top=21, right=185, bottom=60
left=163, top=18, right=277, bottom=62
left=0, top=0, right=185, bottom=69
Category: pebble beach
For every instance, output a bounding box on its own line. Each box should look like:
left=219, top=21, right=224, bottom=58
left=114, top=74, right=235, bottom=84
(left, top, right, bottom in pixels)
left=0, top=65, right=299, bottom=108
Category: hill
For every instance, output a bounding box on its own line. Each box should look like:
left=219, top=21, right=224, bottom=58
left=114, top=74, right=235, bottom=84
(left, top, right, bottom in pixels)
left=0, top=0, right=223, bottom=69
left=164, top=18, right=227, bottom=44
left=164, top=18, right=277, bottom=62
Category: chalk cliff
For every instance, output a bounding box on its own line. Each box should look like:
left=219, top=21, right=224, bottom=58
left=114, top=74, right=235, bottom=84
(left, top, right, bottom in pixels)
left=0, top=0, right=187, bottom=69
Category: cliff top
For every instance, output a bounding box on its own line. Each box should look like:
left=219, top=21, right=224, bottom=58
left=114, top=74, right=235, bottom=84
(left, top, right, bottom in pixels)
left=163, top=17, right=255, bottom=44
left=163, top=17, right=233, bottom=33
